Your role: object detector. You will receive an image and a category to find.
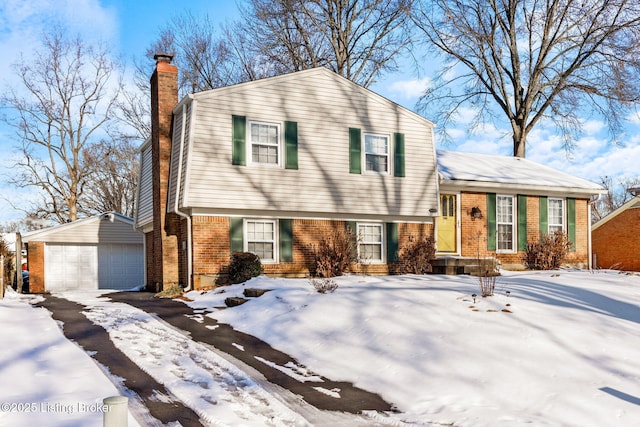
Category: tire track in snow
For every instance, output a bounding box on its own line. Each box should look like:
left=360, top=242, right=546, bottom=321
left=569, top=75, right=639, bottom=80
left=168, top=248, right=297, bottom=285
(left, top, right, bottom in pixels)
left=80, top=301, right=310, bottom=427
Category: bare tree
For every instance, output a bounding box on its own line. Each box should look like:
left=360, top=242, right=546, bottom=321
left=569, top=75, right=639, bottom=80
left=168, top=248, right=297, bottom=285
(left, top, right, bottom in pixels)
left=1, top=29, right=122, bottom=223
left=81, top=139, right=139, bottom=217
left=234, top=0, right=415, bottom=87
left=592, top=175, right=640, bottom=221
left=118, top=11, right=242, bottom=142
left=145, top=12, right=241, bottom=96
left=414, top=0, right=640, bottom=157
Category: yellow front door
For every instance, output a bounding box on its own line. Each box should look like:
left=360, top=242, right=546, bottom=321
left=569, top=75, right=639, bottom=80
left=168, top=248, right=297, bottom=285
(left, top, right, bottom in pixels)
left=437, top=194, right=457, bottom=252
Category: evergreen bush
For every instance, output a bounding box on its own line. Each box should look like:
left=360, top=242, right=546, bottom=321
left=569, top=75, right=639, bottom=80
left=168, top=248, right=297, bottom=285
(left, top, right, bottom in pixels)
left=228, top=251, right=263, bottom=284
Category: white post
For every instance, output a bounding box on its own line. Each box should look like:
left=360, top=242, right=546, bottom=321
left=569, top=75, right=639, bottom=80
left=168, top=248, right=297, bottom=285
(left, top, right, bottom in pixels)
left=103, top=396, right=128, bottom=427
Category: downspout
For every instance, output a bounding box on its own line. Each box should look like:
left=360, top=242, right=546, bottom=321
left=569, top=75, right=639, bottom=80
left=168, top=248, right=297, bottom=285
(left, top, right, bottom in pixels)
left=173, top=102, right=193, bottom=291
left=587, top=193, right=602, bottom=270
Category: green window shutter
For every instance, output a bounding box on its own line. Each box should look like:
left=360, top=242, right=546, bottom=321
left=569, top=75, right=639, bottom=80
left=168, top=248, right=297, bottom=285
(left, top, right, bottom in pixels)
left=349, top=128, right=362, bottom=174
left=279, top=219, right=294, bottom=262
left=345, top=221, right=357, bottom=238
left=284, top=121, right=298, bottom=170
left=486, top=193, right=497, bottom=251
left=230, top=217, right=244, bottom=253
left=393, top=133, right=405, bottom=177
left=232, top=115, right=246, bottom=166
left=567, top=198, right=576, bottom=251
left=386, top=223, right=399, bottom=262
left=517, top=195, right=527, bottom=251
left=539, top=196, right=548, bottom=235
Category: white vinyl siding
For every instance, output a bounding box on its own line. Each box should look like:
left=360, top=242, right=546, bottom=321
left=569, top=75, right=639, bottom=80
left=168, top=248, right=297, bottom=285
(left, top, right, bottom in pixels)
left=548, top=198, right=564, bottom=234
left=135, top=142, right=154, bottom=227
left=497, top=195, right=515, bottom=252
left=358, top=223, right=384, bottom=263
left=172, top=68, right=438, bottom=220
left=364, top=133, right=389, bottom=173
left=245, top=219, right=277, bottom=263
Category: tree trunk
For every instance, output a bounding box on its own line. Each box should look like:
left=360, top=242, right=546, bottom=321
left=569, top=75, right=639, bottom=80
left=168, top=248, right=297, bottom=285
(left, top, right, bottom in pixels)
left=512, top=124, right=527, bottom=158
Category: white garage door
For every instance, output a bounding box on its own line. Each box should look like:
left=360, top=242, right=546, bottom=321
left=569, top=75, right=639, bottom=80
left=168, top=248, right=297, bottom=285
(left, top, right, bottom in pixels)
left=45, top=243, right=143, bottom=291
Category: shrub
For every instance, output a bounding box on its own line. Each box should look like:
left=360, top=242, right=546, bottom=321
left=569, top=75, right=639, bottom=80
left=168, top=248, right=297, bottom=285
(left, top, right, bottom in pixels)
left=228, top=251, right=263, bottom=284
left=155, top=284, right=184, bottom=299
left=308, top=277, right=339, bottom=293
left=311, top=227, right=358, bottom=277
left=396, top=236, right=436, bottom=274
left=478, top=257, right=500, bottom=296
left=522, top=231, right=573, bottom=270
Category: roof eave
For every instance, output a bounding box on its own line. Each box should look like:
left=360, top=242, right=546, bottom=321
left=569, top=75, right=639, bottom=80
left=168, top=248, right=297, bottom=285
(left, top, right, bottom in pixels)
left=439, top=179, right=607, bottom=198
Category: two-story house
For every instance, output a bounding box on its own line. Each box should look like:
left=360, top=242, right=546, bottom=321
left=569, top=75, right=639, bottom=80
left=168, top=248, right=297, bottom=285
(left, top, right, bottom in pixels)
left=135, top=55, right=440, bottom=290
left=136, top=55, right=605, bottom=291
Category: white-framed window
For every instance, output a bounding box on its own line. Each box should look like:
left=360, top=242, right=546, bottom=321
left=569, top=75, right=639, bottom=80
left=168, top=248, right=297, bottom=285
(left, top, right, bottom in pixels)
left=548, top=198, right=565, bottom=234
left=496, top=195, right=515, bottom=252
left=245, top=219, right=277, bottom=263
left=357, top=223, right=384, bottom=263
left=364, top=133, right=389, bottom=174
left=249, top=121, right=280, bottom=165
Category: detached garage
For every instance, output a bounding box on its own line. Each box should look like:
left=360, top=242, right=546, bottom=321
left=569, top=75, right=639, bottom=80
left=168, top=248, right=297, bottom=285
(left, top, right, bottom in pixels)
left=23, top=213, right=144, bottom=293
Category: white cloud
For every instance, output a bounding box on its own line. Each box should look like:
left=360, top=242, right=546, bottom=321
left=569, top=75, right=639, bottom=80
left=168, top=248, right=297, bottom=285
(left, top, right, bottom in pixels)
left=0, top=0, right=118, bottom=81
left=386, top=77, right=432, bottom=100
left=581, top=119, right=606, bottom=136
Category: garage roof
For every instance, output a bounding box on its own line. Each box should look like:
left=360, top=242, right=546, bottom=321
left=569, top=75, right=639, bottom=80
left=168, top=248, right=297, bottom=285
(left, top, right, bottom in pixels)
left=22, top=213, right=142, bottom=245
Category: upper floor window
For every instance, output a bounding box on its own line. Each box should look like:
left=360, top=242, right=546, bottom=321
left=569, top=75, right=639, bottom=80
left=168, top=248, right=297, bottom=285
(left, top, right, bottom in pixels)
left=250, top=121, right=280, bottom=165
left=497, top=195, right=515, bottom=252
left=364, top=133, right=389, bottom=173
left=548, top=198, right=564, bottom=234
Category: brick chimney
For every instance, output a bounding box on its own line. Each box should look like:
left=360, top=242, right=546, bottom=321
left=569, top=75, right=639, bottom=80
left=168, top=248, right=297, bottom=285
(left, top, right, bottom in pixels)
left=149, top=53, right=179, bottom=291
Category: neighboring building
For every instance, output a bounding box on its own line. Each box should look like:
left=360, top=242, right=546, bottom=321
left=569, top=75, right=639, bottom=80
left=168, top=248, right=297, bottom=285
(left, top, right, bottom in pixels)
left=592, top=190, right=640, bottom=271
left=135, top=55, right=440, bottom=290
left=436, top=151, right=606, bottom=269
left=22, top=213, right=144, bottom=292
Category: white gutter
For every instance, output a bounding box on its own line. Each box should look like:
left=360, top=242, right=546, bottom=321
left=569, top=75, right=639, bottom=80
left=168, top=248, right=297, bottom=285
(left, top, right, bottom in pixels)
left=173, top=103, right=193, bottom=291
left=587, top=193, right=602, bottom=269
left=440, top=179, right=607, bottom=198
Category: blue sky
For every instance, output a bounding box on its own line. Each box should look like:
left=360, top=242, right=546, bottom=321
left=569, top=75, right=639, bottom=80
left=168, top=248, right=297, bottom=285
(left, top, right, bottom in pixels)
left=1, top=0, right=639, bottom=223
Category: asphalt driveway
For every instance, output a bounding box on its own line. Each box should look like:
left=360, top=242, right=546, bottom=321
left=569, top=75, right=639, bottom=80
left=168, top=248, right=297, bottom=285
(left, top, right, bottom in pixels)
left=37, top=290, right=392, bottom=426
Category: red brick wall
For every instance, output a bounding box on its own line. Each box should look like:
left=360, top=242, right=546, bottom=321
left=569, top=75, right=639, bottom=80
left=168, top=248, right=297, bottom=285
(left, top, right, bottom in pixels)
left=592, top=207, right=640, bottom=271
left=190, top=217, right=434, bottom=288
left=459, top=193, right=590, bottom=268
left=149, top=55, right=179, bottom=291
left=26, top=241, right=45, bottom=294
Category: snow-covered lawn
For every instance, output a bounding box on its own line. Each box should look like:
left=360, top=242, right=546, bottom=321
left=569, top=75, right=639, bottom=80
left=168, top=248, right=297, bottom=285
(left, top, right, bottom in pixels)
left=184, top=270, right=640, bottom=426
left=1, top=270, right=639, bottom=426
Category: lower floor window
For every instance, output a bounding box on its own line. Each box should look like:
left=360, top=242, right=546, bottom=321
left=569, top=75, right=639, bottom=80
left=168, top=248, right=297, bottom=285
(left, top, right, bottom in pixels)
left=497, top=195, right=514, bottom=252
left=358, top=223, right=383, bottom=262
left=245, top=219, right=276, bottom=262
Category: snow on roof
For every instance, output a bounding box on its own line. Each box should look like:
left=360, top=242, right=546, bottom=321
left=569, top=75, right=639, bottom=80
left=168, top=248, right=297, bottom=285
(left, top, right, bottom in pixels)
left=437, top=150, right=605, bottom=195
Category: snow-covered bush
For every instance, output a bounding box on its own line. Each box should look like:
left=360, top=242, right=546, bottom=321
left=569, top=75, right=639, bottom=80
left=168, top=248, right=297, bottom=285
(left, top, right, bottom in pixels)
left=522, top=231, right=572, bottom=270
left=308, top=277, right=338, bottom=293
left=396, top=236, right=436, bottom=274
left=228, top=252, right=263, bottom=284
